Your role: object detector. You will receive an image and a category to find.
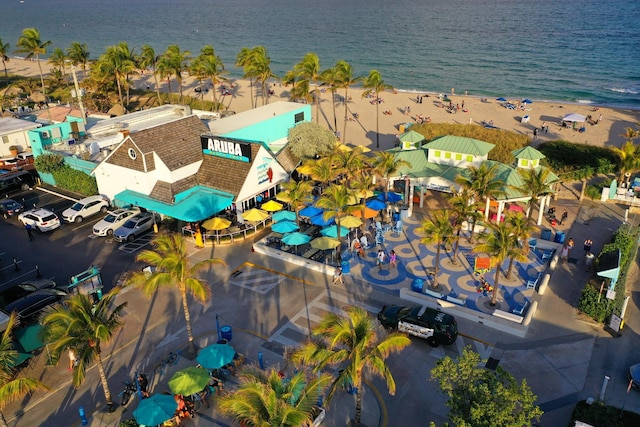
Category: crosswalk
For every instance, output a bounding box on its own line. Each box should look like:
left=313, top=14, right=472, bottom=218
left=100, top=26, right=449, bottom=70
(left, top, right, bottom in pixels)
left=228, top=265, right=286, bottom=294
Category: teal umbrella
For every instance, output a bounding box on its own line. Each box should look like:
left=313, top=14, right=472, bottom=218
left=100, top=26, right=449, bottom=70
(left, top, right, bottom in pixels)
left=133, top=394, right=177, bottom=426
left=197, top=343, right=236, bottom=370
left=320, top=225, right=349, bottom=238
left=272, top=210, right=296, bottom=222
left=272, top=220, right=300, bottom=233
left=282, top=232, right=311, bottom=246
left=169, top=366, right=211, bottom=396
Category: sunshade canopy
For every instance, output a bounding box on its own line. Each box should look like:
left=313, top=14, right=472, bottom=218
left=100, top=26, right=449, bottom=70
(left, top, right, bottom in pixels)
left=562, top=113, right=587, bottom=122
left=282, top=232, right=312, bottom=246
left=354, top=207, right=379, bottom=219
left=320, top=225, right=349, bottom=238
left=311, top=213, right=335, bottom=226
left=197, top=343, right=236, bottom=370
left=261, top=200, right=284, bottom=212
left=272, top=220, right=299, bottom=233
left=202, top=217, right=231, bottom=231
left=169, top=366, right=211, bottom=396
left=242, top=208, right=270, bottom=222
left=272, top=210, right=297, bottom=222
left=133, top=394, right=178, bottom=426
left=311, top=236, right=341, bottom=250
left=299, top=205, right=322, bottom=218
left=366, top=199, right=387, bottom=211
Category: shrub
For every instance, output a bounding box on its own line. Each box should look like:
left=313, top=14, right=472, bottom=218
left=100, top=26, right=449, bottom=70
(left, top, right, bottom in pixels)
left=571, top=400, right=640, bottom=427
left=52, top=167, right=98, bottom=196
left=538, top=141, right=617, bottom=175
left=34, top=153, right=65, bottom=173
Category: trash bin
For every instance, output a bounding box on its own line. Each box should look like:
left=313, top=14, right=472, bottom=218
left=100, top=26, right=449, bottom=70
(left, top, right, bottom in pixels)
left=393, top=212, right=401, bottom=222
left=220, top=325, right=232, bottom=342
left=341, top=260, right=350, bottom=274
left=541, top=228, right=552, bottom=241
left=411, top=278, right=424, bottom=293
left=554, top=231, right=565, bottom=244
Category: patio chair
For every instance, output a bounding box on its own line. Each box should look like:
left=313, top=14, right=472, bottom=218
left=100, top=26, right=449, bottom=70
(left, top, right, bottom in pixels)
left=393, top=220, right=403, bottom=233
left=541, top=249, right=554, bottom=261
left=527, top=272, right=542, bottom=290
left=512, top=299, right=529, bottom=316
left=528, top=238, right=537, bottom=251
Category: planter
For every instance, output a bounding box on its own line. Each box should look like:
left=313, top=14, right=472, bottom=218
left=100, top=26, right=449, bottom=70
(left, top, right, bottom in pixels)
left=9, top=147, right=19, bottom=157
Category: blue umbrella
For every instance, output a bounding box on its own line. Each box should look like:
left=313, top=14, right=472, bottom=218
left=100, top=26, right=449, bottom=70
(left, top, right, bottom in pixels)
left=496, top=97, right=507, bottom=102
left=272, top=210, right=296, bottom=222
left=272, top=220, right=299, bottom=233
left=366, top=199, right=386, bottom=211
left=522, top=99, right=533, bottom=104
left=320, top=225, right=349, bottom=238
left=299, top=205, right=322, bottom=218
left=310, top=214, right=335, bottom=227
left=377, top=192, right=402, bottom=203
left=133, top=394, right=178, bottom=426
left=282, top=232, right=312, bottom=246
left=197, top=343, right=237, bottom=370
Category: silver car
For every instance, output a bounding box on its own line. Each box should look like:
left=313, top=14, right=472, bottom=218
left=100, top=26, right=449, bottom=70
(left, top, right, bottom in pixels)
left=113, top=211, right=158, bottom=242
left=93, top=208, right=139, bottom=236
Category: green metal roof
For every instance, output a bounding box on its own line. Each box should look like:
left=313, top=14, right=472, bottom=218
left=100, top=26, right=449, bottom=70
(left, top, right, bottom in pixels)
left=389, top=148, right=430, bottom=176
left=423, top=135, right=495, bottom=156
left=115, top=185, right=234, bottom=222
left=512, top=146, right=546, bottom=160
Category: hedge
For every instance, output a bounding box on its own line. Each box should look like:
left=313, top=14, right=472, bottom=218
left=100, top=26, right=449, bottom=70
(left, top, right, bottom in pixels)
left=578, top=223, right=640, bottom=323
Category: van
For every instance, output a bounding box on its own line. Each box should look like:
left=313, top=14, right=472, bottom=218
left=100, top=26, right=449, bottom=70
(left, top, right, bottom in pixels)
left=0, top=171, right=37, bottom=198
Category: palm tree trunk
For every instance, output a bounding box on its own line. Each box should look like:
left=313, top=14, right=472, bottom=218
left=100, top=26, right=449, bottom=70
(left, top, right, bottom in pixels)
left=36, top=55, right=46, bottom=98
left=452, top=228, right=461, bottom=264
left=506, top=256, right=515, bottom=279
left=248, top=78, right=254, bottom=108
left=95, top=352, right=115, bottom=411
left=354, top=378, right=363, bottom=427
left=153, top=73, right=162, bottom=104
left=579, top=179, right=586, bottom=201
left=178, top=78, right=184, bottom=104
left=491, top=268, right=500, bottom=306
left=180, top=287, right=196, bottom=353
left=468, top=219, right=477, bottom=244
left=343, top=88, right=349, bottom=142
left=0, top=411, right=9, bottom=427
left=433, top=245, right=441, bottom=288
left=115, top=78, right=124, bottom=108
left=331, top=91, right=337, bottom=132
left=375, top=100, right=380, bottom=148
left=211, top=80, right=219, bottom=112
left=313, top=78, right=320, bottom=123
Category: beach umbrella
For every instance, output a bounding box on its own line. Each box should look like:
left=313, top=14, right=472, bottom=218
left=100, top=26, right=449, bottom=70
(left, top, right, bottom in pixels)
left=133, top=394, right=178, bottom=426
left=282, top=232, right=311, bottom=246
left=562, top=113, right=587, bottom=122
left=398, top=130, right=425, bottom=144
left=272, top=210, right=296, bottom=222
left=197, top=343, right=236, bottom=370
left=338, top=215, right=362, bottom=228
left=311, top=236, right=341, bottom=250
left=272, top=220, right=299, bottom=233
left=521, top=99, right=533, bottom=104
left=508, top=204, right=524, bottom=213
left=321, top=225, right=349, bottom=238
left=354, top=207, right=379, bottom=219
left=202, top=217, right=231, bottom=231
left=299, top=205, right=322, bottom=218
left=377, top=192, right=402, bottom=203
left=169, top=366, right=211, bottom=396
left=366, top=199, right=387, bottom=211
left=242, top=208, right=270, bottom=222
left=310, top=213, right=335, bottom=226
left=261, top=200, right=283, bottom=212
left=496, top=97, right=507, bottom=102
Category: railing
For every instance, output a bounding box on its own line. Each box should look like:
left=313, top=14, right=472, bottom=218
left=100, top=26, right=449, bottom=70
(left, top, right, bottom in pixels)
left=181, top=218, right=272, bottom=245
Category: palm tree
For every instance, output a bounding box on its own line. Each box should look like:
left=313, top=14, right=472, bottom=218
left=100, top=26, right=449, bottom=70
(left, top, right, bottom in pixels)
left=515, top=167, right=554, bottom=220
left=66, top=42, right=90, bottom=73
left=455, top=162, right=505, bottom=225
left=218, top=366, right=332, bottom=427
left=48, top=48, right=67, bottom=80
left=236, top=47, right=257, bottom=108
left=280, top=180, right=314, bottom=225
left=372, top=151, right=411, bottom=203
left=350, top=170, right=376, bottom=233
left=333, top=60, right=360, bottom=142
left=42, top=289, right=126, bottom=412
left=307, top=156, right=338, bottom=190
left=158, top=45, right=191, bottom=103
left=294, top=53, right=322, bottom=122
left=504, top=212, right=534, bottom=279
left=0, top=39, right=10, bottom=79
left=94, top=43, right=137, bottom=108
left=421, top=210, right=454, bottom=289
left=0, top=313, right=49, bottom=427
left=612, top=140, right=640, bottom=186
left=128, top=234, right=225, bottom=352
left=293, top=306, right=411, bottom=427
left=332, top=146, right=365, bottom=183
left=139, top=44, right=162, bottom=104
left=362, top=70, right=393, bottom=148
left=194, top=45, right=228, bottom=111
left=448, top=189, right=482, bottom=264
left=251, top=47, right=277, bottom=106
left=320, top=63, right=341, bottom=131
left=316, top=184, right=358, bottom=249
left=473, top=221, right=512, bottom=306
left=15, top=28, right=51, bottom=100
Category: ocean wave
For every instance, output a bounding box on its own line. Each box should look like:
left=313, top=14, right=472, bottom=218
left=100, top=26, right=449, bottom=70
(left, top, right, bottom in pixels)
left=577, top=100, right=595, bottom=104
left=607, top=87, right=640, bottom=95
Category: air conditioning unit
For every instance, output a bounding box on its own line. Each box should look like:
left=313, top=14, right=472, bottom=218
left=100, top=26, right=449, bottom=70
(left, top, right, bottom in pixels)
left=40, top=131, right=50, bottom=139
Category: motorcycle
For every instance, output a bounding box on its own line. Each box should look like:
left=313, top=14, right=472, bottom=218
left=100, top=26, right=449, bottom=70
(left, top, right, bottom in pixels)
left=119, top=379, right=137, bottom=406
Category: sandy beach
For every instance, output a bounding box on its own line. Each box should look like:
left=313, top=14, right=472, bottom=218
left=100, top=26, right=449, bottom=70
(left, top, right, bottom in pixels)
left=4, top=57, right=639, bottom=151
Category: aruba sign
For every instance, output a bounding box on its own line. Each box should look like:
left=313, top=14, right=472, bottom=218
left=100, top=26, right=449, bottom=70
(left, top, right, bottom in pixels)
left=201, top=136, right=252, bottom=162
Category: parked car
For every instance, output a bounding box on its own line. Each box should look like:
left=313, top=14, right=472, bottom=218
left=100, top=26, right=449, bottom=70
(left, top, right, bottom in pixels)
left=93, top=207, right=140, bottom=236
left=0, top=198, right=24, bottom=219
left=0, top=170, right=37, bottom=198
left=0, top=279, right=65, bottom=308
left=113, top=211, right=158, bottom=242
left=17, top=207, right=61, bottom=232
left=378, top=305, right=458, bottom=346
left=4, top=289, right=67, bottom=320
left=62, top=195, right=110, bottom=223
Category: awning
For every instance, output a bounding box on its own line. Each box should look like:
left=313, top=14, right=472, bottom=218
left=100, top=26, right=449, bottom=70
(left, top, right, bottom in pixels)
left=14, top=324, right=44, bottom=353
left=115, top=185, right=234, bottom=222
left=596, top=249, right=621, bottom=289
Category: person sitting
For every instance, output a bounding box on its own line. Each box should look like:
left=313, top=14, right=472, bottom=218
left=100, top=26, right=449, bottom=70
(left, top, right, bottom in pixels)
left=174, top=394, right=191, bottom=420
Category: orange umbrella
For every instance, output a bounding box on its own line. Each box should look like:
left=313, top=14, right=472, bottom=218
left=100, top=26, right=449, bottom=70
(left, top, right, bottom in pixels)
left=354, top=207, right=378, bottom=219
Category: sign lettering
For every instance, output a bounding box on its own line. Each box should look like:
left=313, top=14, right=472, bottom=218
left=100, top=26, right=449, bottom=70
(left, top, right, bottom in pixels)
left=201, top=136, right=252, bottom=162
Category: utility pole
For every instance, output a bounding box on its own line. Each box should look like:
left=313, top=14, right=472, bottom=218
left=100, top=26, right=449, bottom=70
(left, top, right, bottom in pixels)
left=70, top=62, right=86, bottom=125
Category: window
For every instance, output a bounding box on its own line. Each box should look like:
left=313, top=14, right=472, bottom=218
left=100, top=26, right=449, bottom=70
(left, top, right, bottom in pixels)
left=1, top=136, right=8, bottom=145
left=294, top=112, right=304, bottom=123
left=434, top=150, right=441, bottom=158
left=128, top=148, right=137, bottom=160
left=445, top=152, right=451, bottom=159
left=455, top=154, right=462, bottom=161
left=532, top=159, right=539, bottom=167
left=521, top=159, right=529, bottom=167
left=466, top=155, right=473, bottom=162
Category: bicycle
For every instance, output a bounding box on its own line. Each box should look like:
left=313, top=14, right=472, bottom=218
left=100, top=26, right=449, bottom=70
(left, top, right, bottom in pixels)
left=154, top=351, right=179, bottom=376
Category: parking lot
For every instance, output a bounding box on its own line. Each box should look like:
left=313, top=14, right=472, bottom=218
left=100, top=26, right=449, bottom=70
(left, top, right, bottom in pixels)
left=0, top=187, right=158, bottom=294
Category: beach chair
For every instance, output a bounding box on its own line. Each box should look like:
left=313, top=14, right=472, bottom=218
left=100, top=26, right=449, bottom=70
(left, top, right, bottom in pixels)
left=527, top=272, right=542, bottom=290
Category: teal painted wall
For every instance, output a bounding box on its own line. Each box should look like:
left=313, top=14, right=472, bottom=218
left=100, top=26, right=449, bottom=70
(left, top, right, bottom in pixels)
left=223, top=105, right=311, bottom=144
left=27, top=117, right=84, bottom=157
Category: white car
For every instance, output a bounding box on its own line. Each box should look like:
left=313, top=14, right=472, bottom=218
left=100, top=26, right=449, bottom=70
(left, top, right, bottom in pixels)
left=17, top=208, right=61, bottom=232
left=62, top=195, right=110, bottom=223
left=93, top=208, right=139, bottom=236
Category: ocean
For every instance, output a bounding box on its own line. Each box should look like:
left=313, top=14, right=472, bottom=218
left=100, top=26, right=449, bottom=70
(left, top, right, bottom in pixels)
left=1, top=0, right=639, bottom=109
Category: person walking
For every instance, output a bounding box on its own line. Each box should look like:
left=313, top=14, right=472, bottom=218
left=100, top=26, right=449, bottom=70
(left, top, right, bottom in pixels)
left=585, top=251, right=595, bottom=271
left=25, top=223, right=34, bottom=241
left=389, top=250, right=397, bottom=268
left=560, top=244, right=569, bottom=263
left=560, top=209, right=568, bottom=225
left=333, top=266, right=344, bottom=285
left=583, top=238, right=593, bottom=256
left=377, top=249, right=386, bottom=271
left=68, top=348, right=77, bottom=370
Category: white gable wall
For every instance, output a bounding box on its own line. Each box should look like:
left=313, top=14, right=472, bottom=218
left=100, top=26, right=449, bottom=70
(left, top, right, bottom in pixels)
left=236, top=146, right=288, bottom=202
left=95, top=163, right=157, bottom=201
left=427, top=150, right=487, bottom=168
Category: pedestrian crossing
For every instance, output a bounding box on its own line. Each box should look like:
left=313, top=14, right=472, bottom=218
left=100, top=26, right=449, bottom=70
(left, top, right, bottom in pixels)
left=228, top=265, right=286, bottom=294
